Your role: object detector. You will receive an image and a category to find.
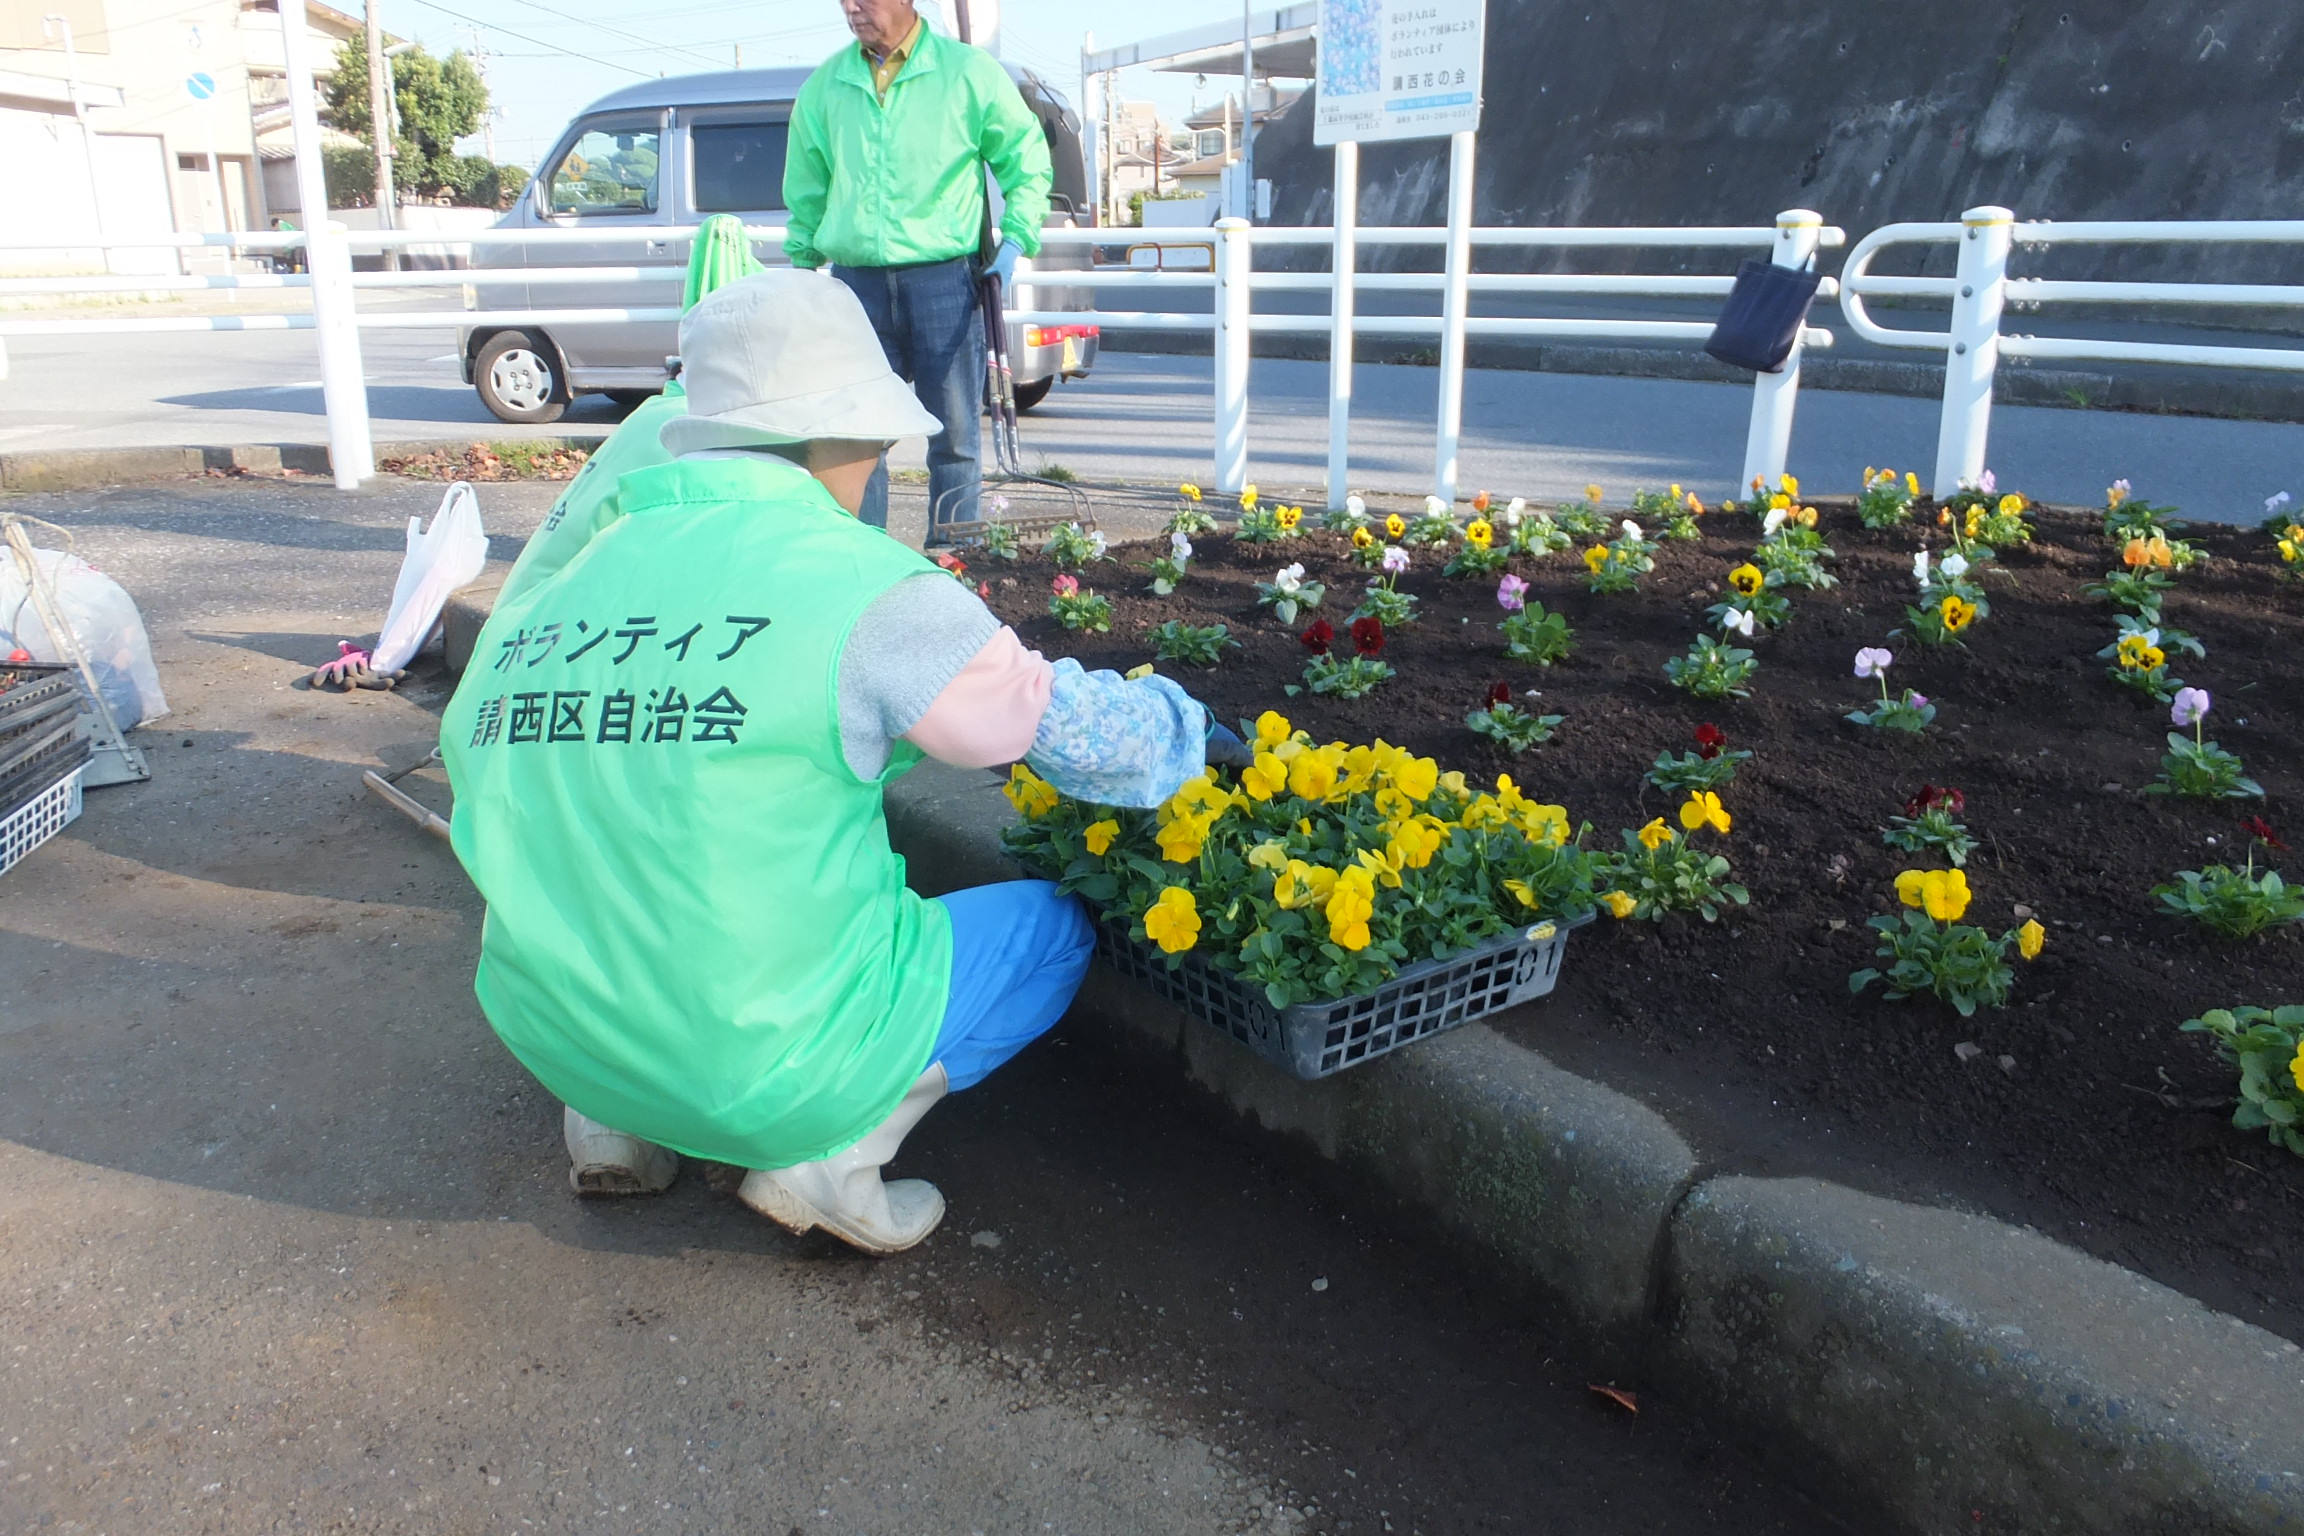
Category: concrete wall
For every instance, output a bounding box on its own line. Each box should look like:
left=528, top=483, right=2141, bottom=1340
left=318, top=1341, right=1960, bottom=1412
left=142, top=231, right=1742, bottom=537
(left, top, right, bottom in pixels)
left=1258, top=0, right=2304, bottom=280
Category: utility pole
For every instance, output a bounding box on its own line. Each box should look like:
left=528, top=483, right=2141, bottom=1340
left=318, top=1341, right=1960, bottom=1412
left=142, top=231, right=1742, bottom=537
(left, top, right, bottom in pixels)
left=1240, top=0, right=1255, bottom=221
left=363, top=0, right=396, bottom=271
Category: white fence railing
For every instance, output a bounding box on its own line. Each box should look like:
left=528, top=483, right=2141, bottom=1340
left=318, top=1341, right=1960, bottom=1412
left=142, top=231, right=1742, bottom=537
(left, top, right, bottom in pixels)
left=1839, top=205, right=2304, bottom=496
left=7, top=207, right=2304, bottom=503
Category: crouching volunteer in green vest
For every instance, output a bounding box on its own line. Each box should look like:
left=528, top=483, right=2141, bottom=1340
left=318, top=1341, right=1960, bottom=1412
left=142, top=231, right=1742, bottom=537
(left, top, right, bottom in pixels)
left=442, top=270, right=1234, bottom=1256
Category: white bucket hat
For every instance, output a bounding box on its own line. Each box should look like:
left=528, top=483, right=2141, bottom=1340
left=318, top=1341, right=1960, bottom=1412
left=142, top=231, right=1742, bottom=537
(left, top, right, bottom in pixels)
left=658, top=270, right=942, bottom=456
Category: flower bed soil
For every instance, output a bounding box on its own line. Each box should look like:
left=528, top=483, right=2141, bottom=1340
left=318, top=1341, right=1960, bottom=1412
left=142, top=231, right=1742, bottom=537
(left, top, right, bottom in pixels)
left=976, top=503, right=2304, bottom=1341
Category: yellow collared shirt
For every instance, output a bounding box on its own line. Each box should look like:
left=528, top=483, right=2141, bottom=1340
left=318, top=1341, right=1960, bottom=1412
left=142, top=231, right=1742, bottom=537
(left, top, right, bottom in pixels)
left=865, top=17, right=923, bottom=103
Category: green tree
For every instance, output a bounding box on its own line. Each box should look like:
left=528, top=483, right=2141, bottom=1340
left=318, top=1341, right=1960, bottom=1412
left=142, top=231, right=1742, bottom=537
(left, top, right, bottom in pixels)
left=323, top=40, right=519, bottom=206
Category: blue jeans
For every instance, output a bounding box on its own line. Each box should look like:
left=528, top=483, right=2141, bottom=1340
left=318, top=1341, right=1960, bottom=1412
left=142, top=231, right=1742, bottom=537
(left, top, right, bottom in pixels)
left=929, top=881, right=1094, bottom=1090
left=832, top=257, right=985, bottom=534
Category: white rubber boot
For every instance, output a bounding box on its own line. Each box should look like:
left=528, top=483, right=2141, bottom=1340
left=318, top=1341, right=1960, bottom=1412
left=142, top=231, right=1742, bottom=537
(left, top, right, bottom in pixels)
left=737, top=1064, right=949, bottom=1255
left=564, top=1106, right=680, bottom=1196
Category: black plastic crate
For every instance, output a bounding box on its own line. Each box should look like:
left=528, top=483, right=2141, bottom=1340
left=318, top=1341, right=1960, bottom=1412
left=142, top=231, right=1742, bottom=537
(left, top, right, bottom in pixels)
left=1093, top=910, right=1596, bottom=1080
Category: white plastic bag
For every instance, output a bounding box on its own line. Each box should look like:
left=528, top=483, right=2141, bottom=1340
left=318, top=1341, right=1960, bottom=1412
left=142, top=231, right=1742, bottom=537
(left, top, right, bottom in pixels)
left=0, top=545, right=169, bottom=729
left=373, top=482, right=489, bottom=674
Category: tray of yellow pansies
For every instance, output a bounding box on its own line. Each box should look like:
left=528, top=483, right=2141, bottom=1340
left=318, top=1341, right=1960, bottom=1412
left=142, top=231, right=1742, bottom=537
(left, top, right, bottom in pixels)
left=998, top=711, right=1598, bottom=1080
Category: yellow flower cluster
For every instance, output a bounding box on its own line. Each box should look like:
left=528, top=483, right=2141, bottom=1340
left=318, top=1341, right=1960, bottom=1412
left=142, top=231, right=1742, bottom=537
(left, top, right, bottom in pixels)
left=1894, top=867, right=1971, bottom=922
left=2114, top=632, right=2165, bottom=671
left=1004, top=763, right=1061, bottom=819
left=2278, top=524, right=2304, bottom=569
left=2123, top=534, right=2176, bottom=570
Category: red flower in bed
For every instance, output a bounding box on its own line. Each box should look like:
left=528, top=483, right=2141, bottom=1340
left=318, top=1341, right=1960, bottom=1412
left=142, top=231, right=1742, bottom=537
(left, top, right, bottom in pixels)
left=1350, top=616, right=1386, bottom=656
left=2242, top=815, right=2287, bottom=851
left=1300, top=619, right=1334, bottom=654
left=1904, top=784, right=1966, bottom=817
left=1485, top=681, right=1514, bottom=707
left=1693, top=722, right=1727, bottom=759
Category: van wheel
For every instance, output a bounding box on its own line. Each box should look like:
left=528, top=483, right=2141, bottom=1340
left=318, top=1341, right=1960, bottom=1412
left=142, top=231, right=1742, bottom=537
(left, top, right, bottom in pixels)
left=475, top=331, right=567, bottom=424
left=1012, top=376, right=1054, bottom=412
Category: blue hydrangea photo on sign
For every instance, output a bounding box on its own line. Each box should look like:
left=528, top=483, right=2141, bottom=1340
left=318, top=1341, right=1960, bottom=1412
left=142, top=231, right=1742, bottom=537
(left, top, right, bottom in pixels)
left=1322, top=0, right=1382, bottom=97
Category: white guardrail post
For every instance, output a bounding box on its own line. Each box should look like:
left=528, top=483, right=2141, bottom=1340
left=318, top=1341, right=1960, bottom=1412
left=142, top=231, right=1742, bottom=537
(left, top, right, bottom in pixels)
left=1212, top=216, right=1252, bottom=496
left=1432, top=130, right=1477, bottom=503
left=1933, top=205, right=2014, bottom=498
left=281, top=0, right=373, bottom=488
left=1738, top=209, right=1823, bottom=490
left=1325, top=142, right=1358, bottom=510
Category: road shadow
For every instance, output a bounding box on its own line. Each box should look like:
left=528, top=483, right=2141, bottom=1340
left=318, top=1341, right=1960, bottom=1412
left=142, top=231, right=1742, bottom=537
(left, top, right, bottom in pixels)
left=157, top=382, right=635, bottom=429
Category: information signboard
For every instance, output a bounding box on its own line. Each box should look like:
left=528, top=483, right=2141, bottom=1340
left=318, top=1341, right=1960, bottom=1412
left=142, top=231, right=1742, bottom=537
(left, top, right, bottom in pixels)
left=1313, top=0, right=1485, bottom=146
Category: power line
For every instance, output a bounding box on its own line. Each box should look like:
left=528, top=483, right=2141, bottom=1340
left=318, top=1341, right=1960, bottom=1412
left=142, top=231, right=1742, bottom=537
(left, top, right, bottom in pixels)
left=490, top=0, right=732, bottom=72
left=397, top=0, right=653, bottom=76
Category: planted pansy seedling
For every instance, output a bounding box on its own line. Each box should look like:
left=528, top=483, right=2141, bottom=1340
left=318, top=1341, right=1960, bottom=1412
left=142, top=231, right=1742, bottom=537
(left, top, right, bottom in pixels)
left=1883, top=784, right=1978, bottom=868
left=1845, top=647, right=1935, bottom=734
left=1850, top=868, right=2045, bottom=1016
left=2151, top=815, right=2303, bottom=940
left=1645, top=723, right=1751, bottom=796
left=2146, top=688, right=2263, bottom=800
left=1466, top=682, right=1563, bottom=754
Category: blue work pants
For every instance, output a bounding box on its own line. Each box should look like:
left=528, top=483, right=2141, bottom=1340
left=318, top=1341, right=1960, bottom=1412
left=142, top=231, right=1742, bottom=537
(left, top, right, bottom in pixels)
left=929, top=881, right=1093, bottom=1090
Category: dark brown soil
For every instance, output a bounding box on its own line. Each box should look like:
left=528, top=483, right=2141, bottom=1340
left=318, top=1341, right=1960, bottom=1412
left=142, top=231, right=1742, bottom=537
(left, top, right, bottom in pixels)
left=975, top=502, right=2304, bottom=1342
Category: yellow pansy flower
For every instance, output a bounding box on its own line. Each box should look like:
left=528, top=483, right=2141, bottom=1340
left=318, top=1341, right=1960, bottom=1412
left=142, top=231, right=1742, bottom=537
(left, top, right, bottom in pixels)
left=1920, top=868, right=1971, bottom=922
left=1585, top=483, right=1604, bottom=504
left=1678, top=791, right=1731, bottom=835
left=1287, top=750, right=1340, bottom=803
left=1728, top=563, right=1765, bottom=596
left=1083, top=818, right=1119, bottom=856
left=1583, top=545, right=1611, bottom=573
left=1143, top=887, right=1201, bottom=953
left=1179, top=482, right=1202, bottom=501
left=2291, top=1041, right=2304, bottom=1095
left=1769, top=492, right=1791, bottom=512
left=1255, top=710, right=1293, bottom=748
left=1355, top=845, right=1405, bottom=889
left=1002, top=764, right=1059, bottom=820
left=1385, top=513, right=1407, bottom=539
left=1894, top=869, right=1928, bottom=909
left=1240, top=484, right=1260, bottom=511
left=1241, top=752, right=1289, bottom=801
left=1906, top=471, right=1921, bottom=497
left=1156, top=814, right=1209, bottom=864
left=1637, top=818, right=1674, bottom=851
left=1438, top=770, right=1469, bottom=799
left=1781, top=474, right=1799, bottom=497
left=1940, top=594, right=1977, bottom=633
left=2017, top=918, right=2045, bottom=960
left=1997, top=493, right=2025, bottom=517
left=1392, top=754, right=1440, bottom=802
left=1600, top=890, right=1636, bottom=919
left=1273, top=859, right=1337, bottom=911
left=1277, top=505, right=1303, bottom=530
left=1388, top=815, right=1447, bottom=870
left=1247, top=839, right=1290, bottom=871
left=1352, top=525, right=1376, bottom=549
left=1325, top=865, right=1377, bottom=950
left=1172, top=774, right=1233, bottom=820
left=1795, top=506, right=1818, bottom=528
left=1465, top=519, right=1493, bottom=548
left=1520, top=803, right=1571, bottom=846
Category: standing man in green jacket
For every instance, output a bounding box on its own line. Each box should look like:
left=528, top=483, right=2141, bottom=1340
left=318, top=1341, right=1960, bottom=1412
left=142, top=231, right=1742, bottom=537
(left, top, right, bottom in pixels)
left=783, top=0, right=1053, bottom=537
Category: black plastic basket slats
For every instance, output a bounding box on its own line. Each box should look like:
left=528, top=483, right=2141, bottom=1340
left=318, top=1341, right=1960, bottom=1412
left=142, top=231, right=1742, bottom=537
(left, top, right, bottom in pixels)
left=1094, top=912, right=1592, bottom=1080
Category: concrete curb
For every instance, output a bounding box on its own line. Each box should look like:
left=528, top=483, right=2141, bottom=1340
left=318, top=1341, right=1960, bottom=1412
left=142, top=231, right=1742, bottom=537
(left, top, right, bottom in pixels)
left=0, top=438, right=608, bottom=494
left=883, top=760, right=2304, bottom=1536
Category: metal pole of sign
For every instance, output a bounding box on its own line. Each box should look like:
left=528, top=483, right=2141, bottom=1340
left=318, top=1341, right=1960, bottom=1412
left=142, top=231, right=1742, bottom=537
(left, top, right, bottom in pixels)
left=1325, top=140, right=1358, bottom=508
left=1433, top=129, right=1475, bottom=503
left=363, top=0, right=398, bottom=271
left=1738, top=208, right=1824, bottom=491
left=1240, top=0, right=1255, bottom=221
left=1934, top=205, right=2014, bottom=498
left=281, top=0, right=376, bottom=488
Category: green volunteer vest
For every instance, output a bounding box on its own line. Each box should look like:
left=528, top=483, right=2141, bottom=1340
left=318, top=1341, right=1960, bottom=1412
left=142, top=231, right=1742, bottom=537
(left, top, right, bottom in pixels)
left=440, top=455, right=953, bottom=1169
left=496, top=385, right=686, bottom=611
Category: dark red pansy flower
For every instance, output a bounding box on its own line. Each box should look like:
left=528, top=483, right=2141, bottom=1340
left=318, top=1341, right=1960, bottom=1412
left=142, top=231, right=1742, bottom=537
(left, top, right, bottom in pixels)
left=1694, top=722, right=1726, bottom=759
left=1350, top=616, right=1386, bottom=656
left=1904, top=784, right=1965, bottom=817
left=1300, top=619, right=1334, bottom=654
left=1486, top=681, right=1513, bottom=707
left=2242, top=815, right=2287, bottom=851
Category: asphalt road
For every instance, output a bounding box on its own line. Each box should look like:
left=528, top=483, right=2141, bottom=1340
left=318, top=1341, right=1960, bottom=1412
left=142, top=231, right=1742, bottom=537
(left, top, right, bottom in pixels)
left=6, top=323, right=2304, bottom=520
left=0, top=475, right=1840, bottom=1536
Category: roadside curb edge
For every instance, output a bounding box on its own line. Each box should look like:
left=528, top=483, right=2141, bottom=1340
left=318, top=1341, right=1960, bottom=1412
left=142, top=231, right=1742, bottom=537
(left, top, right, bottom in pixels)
left=884, top=760, right=2304, bottom=1536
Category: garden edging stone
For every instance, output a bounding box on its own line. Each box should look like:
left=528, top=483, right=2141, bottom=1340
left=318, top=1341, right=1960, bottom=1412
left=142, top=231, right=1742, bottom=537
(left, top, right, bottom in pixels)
left=883, top=758, right=2304, bottom=1536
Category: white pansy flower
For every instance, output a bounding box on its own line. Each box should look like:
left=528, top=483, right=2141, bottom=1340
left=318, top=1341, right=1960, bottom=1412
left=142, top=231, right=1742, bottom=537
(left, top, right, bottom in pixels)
left=1346, top=494, right=1367, bottom=518
left=1423, top=495, right=1448, bottom=517
left=1274, top=562, right=1305, bottom=595
left=1503, top=496, right=1526, bottom=527
left=1720, top=607, right=1757, bottom=637
left=1940, top=552, right=1969, bottom=580
left=1086, top=530, right=1109, bottom=559
left=1620, top=519, right=1643, bottom=540
left=1170, top=531, right=1193, bottom=561
left=1762, top=508, right=1788, bottom=537
left=1911, top=550, right=1931, bottom=585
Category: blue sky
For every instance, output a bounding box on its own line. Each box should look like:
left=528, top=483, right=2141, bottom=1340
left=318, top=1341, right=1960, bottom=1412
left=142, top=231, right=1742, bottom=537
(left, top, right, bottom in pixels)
left=382, top=0, right=1257, bottom=169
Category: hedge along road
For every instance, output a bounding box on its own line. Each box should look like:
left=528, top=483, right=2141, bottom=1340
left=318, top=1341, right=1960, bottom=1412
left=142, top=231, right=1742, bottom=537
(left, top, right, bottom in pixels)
left=5, top=322, right=2304, bottom=519
left=0, top=474, right=1842, bottom=1535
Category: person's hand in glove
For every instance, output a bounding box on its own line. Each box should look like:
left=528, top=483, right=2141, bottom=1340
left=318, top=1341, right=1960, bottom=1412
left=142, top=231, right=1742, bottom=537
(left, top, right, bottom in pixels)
left=1203, top=716, right=1256, bottom=770
left=985, top=239, right=1023, bottom=286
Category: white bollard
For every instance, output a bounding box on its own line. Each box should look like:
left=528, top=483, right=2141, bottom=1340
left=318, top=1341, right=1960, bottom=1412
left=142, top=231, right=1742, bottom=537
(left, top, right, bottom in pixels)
left=1325, top=141, right=1358, bottom=511
left=1932, top=205, right=2014, bottom=499
left=1212, top=216, right=1251, bottom=497
left=281, top=0, right=374, bottom=488
left=1738, top=209, right=1824, bottom=493
left=1432, top=130, right=1476, bottom=504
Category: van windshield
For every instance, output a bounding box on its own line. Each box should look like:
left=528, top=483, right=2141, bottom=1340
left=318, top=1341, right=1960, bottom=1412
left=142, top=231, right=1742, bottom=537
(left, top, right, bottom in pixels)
left=692, top=122, right=789, bottom=213
left=548, top=126, right=660, bottom=215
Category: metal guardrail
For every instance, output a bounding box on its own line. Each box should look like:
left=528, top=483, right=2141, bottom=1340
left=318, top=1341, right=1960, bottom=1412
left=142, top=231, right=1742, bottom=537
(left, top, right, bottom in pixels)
left=1838, top=207, right=2304, bottom=495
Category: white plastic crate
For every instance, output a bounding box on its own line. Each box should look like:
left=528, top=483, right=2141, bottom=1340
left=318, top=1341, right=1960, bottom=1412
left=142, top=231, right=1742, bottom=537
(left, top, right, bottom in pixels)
left=0, top=765, right=84, bottom=881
